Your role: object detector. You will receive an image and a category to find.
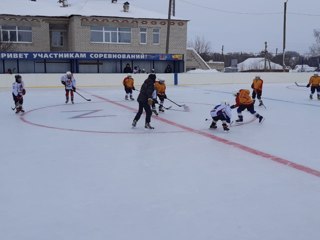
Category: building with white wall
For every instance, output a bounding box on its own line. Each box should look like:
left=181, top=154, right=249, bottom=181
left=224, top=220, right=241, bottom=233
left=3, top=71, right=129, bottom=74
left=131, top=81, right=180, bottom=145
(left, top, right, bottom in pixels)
left=0, top=0, right=188, bottom=74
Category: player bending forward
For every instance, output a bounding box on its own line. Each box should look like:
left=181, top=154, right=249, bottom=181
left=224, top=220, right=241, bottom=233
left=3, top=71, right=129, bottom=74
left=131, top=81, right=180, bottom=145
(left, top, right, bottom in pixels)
left=209, top=102, right=232, bottom=131
left=231, top=89, right=264, bottom=123
left=12, top=74, right=26, bottom=113
left=61, top=71, right=76, bottom=104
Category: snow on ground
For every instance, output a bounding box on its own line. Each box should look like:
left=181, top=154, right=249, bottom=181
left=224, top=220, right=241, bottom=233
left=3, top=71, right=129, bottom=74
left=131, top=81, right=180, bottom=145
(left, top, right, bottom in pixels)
left=1, top=82, right=320, bottom=240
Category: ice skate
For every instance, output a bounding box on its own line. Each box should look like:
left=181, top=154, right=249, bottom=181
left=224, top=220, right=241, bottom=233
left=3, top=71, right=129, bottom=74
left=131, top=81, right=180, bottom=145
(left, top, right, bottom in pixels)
left=318, top=94, right=320, bottom=100
left=159, top=106, right=165, bottom=112
left=222, top=123, right=230, bottom=131
left=310, top=94, right=313, bottom=100
left=130, top=95, right=134, bottom=101
left=152, top=108, right=158, bottom=116
left=145, top=122, right=154, bottom=129
left=236, top=116, right=243, bottom=123
left=258, top=100, right=263, bottom=106
left=258, top=116, right=264, bottom=123
left=210, top=121, right=217, bottom=129
left=125, top=95, right=129, bottom=100
left=132, top=119, right=137, bottom=127
left=65, top=98, right=69, bottom=103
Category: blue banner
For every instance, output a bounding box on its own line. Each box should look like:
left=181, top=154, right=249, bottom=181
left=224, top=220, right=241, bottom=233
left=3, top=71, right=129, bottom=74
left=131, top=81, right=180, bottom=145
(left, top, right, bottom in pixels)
left=0, top=52, right=183, bottom=61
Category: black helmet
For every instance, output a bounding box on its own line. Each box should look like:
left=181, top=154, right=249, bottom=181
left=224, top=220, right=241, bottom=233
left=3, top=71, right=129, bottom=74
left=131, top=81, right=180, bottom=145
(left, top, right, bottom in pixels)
left=15, top=74, right=22, bottom=82
left=148, top=73, right=156, bottom=81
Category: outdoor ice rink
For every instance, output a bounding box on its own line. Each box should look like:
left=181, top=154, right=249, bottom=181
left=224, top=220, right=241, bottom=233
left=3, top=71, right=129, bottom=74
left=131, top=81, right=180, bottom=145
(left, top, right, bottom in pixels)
left=1, top=82, right=320, bottom=240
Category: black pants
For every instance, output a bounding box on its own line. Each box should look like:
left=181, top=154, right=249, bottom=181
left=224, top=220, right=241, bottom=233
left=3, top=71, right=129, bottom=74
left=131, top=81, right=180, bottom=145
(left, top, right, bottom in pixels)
left=13, top=93, right=23, bottom=106
left=134, top=101, right=152, bottom=123
left=310, top=86, right=320, bottom=94
left=237, top=103, right=256, bottom=114
left=124, top=87, right=133, bottom=94
left=252, top=90, right=262, bottom=100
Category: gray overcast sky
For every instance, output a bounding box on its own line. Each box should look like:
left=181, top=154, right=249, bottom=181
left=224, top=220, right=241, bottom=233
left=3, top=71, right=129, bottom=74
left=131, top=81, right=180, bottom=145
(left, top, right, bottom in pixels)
left=134, top=0, right=320, bottom=55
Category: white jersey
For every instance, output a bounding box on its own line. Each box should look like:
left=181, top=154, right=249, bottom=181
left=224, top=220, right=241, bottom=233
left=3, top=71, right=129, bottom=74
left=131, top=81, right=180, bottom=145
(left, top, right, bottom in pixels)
left=210, top=104, right=232, bottom=122
left=152, top=89, right=157, bottom=99
left=61, top=74, right=76, bottom=90
left=12, top=81, right=25, bottom=96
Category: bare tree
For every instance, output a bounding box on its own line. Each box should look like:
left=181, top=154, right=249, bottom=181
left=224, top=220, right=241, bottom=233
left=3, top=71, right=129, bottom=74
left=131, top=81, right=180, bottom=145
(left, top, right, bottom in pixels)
left=188, top=36, right=211, bottom=61
left=309, top=29, right=320, bottom=56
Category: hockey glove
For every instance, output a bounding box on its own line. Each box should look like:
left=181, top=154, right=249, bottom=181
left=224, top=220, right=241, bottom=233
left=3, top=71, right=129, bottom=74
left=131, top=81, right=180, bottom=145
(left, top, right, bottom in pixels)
left=61, top=81, right=66, bottom=86
left=230, top=105, right=236, bottom=109
left=148, top=98, right=153, bottom=106
left=22, top=89, right=26, bottom=95
left=73, top=87, right=76, bottom=92
left=306, top=84, right=310, bottom=88
left=132, top=86, right=135, bottom=91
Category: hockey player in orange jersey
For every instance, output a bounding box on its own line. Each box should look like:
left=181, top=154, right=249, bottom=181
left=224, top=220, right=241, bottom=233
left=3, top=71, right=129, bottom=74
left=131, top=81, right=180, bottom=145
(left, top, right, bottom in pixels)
left=231, top=89, right=264, bottom=123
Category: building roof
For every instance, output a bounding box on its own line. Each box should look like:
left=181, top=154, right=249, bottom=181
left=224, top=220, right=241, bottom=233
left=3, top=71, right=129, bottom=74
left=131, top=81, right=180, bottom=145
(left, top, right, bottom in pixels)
left=0, top=0, right=181, bottom=20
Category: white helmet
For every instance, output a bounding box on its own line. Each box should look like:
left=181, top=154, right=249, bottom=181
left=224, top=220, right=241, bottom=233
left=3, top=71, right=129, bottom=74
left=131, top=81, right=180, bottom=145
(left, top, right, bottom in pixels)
left=66, top=71, right=72, bottom=76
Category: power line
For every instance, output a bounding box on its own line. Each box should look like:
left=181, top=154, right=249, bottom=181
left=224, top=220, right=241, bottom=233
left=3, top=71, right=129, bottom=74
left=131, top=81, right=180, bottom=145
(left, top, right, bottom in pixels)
left=178, top=0, right=320, bottom=17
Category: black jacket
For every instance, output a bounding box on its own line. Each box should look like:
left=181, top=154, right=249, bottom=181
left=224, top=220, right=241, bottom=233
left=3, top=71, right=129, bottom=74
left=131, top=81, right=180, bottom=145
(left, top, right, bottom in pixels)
left=137, top=75, right=156, bottom=103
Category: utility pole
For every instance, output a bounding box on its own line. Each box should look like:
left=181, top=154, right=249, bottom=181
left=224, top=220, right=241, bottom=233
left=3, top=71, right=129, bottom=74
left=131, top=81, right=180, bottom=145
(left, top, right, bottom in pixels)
left=282, top=0, right=288, bottom=72
left=165, top=0, right=174, bottom=54
left=264, top=41, right=268, bottom=71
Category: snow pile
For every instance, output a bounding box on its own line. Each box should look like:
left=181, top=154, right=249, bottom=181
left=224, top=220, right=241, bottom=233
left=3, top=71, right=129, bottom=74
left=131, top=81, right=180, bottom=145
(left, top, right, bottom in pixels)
left=187, top=69, right=219, bottom=73
left=290, top=64, right=317, bottom=72
left=237, top=57, right=283, bottom=72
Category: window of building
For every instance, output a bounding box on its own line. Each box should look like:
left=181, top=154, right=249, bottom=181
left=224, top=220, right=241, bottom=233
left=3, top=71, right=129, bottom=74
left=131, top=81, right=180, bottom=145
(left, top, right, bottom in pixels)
left=140, top=27, right=147, bottom=44
left=0, top=25, right=32, bottom=43
left=90, top=26, right=131, bottom=44
left=51, top=31, right=64, bottom=47
left=152, top=28, right=160, bottom=45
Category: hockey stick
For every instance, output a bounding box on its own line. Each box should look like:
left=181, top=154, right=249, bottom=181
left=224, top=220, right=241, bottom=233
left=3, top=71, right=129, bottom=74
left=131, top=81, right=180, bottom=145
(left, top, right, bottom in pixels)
left=166, top=97, right=190, bottom=111
left=295, top=82, right=307, bottom=87
left=74, top=90, right=91, bottom=101
left=134, top=89, right=172, bottom=110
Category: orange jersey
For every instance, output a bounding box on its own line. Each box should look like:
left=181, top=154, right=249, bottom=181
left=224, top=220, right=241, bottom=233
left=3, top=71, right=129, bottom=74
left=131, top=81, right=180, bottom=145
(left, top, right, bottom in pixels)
left=123, top=77, right=134, bottom=88
left=308, top=76, right=320, bottom=87
left=154, top=81, right=166, bottom=95
left=251, top=78, right=263, bottom=92
left=235, top=89, right=253, bottom=106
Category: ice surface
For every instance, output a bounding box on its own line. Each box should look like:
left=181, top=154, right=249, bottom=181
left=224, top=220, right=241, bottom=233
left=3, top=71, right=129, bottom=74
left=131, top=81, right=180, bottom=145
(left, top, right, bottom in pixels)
left=1, top=83, right=320, bottom=240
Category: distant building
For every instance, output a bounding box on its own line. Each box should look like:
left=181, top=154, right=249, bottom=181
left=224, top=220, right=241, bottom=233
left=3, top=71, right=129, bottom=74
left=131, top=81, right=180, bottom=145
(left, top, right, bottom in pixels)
left=0, top=0, right=188, bottom=73
left=185, top=48, right=211, bottom=71
left=206, top=60, right=224, bottom=72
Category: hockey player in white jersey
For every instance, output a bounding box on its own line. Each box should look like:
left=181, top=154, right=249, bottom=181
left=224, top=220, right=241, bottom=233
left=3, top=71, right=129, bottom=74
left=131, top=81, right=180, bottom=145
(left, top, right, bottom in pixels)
left=12, top=74, right=26, bottom=113
left=61, top=71, right=76, bottom=104
left=209, top=102, right=232, bottom=131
